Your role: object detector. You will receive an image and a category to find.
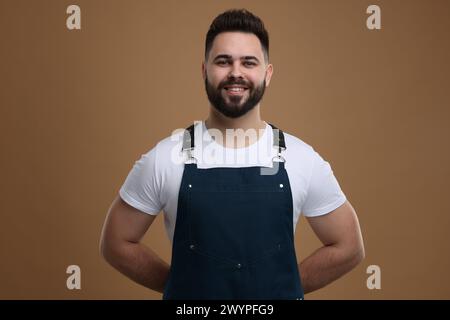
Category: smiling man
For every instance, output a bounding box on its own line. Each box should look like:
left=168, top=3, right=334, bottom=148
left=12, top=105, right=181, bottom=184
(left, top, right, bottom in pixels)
left=100, top=9, right=365, bottom=300
left=204, top=32, right=270, bottom=119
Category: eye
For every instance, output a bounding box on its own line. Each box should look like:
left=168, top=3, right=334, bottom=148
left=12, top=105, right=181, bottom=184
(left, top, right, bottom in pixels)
left=243, top=61, right=256, bottom=67
left=216, top=60, right=229, bottom=65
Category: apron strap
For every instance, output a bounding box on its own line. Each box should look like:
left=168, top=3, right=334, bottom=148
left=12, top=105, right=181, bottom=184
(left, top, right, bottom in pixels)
left=182, top=124, right=195, bottom=151
left=182, top=124, right=196, bottom=162
left=181, top=122, right=286, bottom=160
left=267, top=123, right=286, bottom=156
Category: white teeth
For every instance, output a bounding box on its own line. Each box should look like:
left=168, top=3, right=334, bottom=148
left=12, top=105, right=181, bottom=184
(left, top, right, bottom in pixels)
left=228, top=87, right=244, bottom=92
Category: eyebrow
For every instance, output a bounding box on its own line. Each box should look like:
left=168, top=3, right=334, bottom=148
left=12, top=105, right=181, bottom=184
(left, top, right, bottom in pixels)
left=213, top=54, right=260, bottom=63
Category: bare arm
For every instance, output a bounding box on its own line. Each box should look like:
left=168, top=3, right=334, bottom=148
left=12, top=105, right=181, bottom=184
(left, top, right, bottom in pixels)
left=99, top=195, right=170, bottom=293
left=299, top=200, right=365, bottom=294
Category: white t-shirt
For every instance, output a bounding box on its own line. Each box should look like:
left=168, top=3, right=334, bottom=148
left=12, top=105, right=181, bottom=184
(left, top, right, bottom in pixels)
left=119, top=121, right=347, bottom=243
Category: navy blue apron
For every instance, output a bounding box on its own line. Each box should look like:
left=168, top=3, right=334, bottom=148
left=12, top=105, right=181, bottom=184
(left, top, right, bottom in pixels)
left=162, top=123, right=304, bottom=300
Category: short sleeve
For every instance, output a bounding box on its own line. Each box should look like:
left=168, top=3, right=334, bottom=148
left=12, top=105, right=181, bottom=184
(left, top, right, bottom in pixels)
left=119, top=144, right=163, bottom=215
left=301, top=151, right=347, bottom=217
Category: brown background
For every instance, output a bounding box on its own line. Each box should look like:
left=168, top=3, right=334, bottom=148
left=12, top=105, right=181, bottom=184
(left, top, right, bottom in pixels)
left=1, top=0, right=449, bottom=299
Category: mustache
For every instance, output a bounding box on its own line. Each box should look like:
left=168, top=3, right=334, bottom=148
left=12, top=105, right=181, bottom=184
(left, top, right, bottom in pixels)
left=218, top=79, right=253, bottom=89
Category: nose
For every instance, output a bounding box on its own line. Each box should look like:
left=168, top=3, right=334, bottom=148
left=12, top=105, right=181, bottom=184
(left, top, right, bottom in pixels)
left=228, top=60, right=244, bottom=79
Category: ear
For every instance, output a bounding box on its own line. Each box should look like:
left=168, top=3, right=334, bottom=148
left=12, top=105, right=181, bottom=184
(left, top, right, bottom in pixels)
left=202, top=61, right=207, bottom=81
left=264, top=63, right=274, bottom=87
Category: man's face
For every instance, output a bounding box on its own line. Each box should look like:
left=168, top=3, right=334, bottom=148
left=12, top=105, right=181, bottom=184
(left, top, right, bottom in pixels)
left=203, top=32, right=273, bottom=118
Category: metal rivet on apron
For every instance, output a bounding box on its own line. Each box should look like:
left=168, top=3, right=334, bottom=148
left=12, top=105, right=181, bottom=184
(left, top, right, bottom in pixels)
left=236, top=263, right=242, bottom=269
left=189, top=244, right=195, bottom=250
left=188, top=184, right=192, bottom=188
left=279, top=184, right=284, bottom=188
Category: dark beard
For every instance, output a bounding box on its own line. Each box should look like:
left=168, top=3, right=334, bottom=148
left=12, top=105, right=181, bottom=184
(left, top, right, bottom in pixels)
left=204, top=76, right=266, bottom=118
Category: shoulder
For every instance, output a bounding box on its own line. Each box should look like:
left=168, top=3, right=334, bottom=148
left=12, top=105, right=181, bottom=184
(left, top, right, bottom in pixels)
left=282, top=130, right=318, bottom=162
left=155, top=129, right=185, bottom=159
left=137, top=128, right=186, bottom=166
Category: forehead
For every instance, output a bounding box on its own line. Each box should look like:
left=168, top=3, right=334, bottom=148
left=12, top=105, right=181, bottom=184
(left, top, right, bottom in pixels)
left=208, top=32, right=264, bottom=60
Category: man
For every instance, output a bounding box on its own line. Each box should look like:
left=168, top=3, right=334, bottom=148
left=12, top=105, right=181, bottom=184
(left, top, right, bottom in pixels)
left=100, top=9, right=365, bottom=300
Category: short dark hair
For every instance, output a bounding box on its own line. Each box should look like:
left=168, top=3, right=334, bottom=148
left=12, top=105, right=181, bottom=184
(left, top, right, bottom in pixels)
left=205, top=9, right=269, bottom=63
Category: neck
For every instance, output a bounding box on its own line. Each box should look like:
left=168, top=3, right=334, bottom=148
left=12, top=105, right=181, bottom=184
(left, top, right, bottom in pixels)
left=205, top=104, right=267, bottom=148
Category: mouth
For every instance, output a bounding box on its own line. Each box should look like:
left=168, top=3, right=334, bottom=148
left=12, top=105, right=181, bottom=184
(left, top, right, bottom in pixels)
left=222, top=85, right=249, bottom=96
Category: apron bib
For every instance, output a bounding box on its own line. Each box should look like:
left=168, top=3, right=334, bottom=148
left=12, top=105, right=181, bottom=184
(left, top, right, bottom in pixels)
left=163, top=123, right=304, bottom=300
